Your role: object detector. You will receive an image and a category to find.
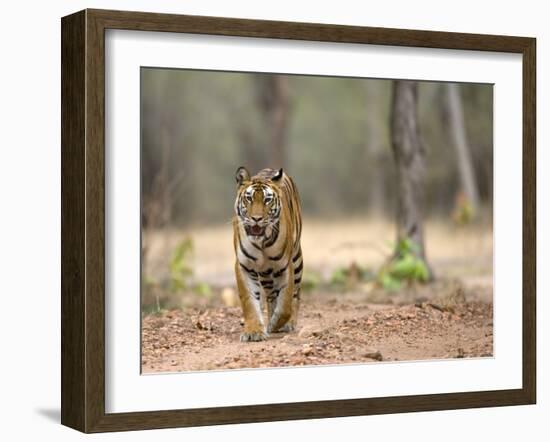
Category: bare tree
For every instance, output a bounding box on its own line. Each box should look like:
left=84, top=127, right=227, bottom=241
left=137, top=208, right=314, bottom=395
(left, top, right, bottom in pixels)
left=255, top=75, right=290, bottom=169
left=364, top=83, right=386, bottom=214
left=141, top=113, right=186, bottom=279
left=445, top=83, right=480, bottom=213
left=236, top=125, right=263, bottom=174
left=142, top=117, right=186, bottom=231
left=390, top=80, right=429, bottom=264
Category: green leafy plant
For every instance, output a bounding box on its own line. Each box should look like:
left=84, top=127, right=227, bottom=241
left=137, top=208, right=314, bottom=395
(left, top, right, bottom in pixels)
left=193, top=281, right=212, bottom=298
left=377, top=238, right=430, bottom=291
left=452, top=192, right=475, bottom=226
left=330, top=267, right=347, bottom=287
left=330, top=262, right=374, bottom=290
left=169, top=237, right=194, bottom=292
left=142, top=275, right=163, bottom=313
left=301, top=269, right=322, bottom=292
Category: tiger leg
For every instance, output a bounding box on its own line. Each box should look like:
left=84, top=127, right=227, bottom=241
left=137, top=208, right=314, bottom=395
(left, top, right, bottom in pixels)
left=286, top=289, right=301, bottom=331
left=260, top=277, right=277, bottom=326
left=267, top=272, right=294, bottom=333
left=235, top=262, right=266, bottom=342
left=266, top=291, right=277, bottom=327
left=288, top=254, right=304, bottom=331
left=285, top=256, right=303, bottom=331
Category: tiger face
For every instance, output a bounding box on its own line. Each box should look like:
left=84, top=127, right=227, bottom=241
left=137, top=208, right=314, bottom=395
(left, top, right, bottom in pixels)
left=234, top=166, right=283, bottom=238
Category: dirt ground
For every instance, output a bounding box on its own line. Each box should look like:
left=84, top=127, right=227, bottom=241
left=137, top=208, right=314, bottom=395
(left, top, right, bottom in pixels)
left=141, top=287, right=493, bottom=373
left=141, top=219, right=493, bottom=373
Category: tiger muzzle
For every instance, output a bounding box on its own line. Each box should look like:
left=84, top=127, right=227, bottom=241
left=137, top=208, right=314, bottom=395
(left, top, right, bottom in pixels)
left=246, top=224, right=266, bottom=236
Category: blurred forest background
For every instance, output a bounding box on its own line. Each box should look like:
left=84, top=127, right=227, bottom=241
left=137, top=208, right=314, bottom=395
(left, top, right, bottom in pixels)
left=140, top=68, right=493, bottom=313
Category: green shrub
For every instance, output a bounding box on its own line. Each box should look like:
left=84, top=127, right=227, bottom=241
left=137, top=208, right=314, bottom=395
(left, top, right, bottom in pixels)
left=330, top=267, right=347, bottom=287
left=330, top=262, right=374, bottom=290
left=377, top=238, right=430, bottom=291
left=169, top=237, right=194, bottom=292
left=301, top=269, right=322, bottom=292
left=193, top=281, right=212, bottom=298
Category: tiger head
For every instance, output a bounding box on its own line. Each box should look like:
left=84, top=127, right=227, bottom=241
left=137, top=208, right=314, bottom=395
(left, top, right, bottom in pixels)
left=234, top=166, right=283, bottom=237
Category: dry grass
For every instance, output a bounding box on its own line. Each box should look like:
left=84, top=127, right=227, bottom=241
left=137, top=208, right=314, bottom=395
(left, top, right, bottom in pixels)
left=143, top=216, right=493, bottom=289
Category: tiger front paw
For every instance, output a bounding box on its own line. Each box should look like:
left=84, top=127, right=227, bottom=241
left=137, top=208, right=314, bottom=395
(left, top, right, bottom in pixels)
left=240, top=330, right=268, bottom=342
left=278, top=323, right=295, bottom=333
left=267, top=312, right=291, bottom=333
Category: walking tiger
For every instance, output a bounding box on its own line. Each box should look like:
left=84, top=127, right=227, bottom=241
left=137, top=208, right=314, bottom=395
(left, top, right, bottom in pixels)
left=233, top=167, right=303, bottom=342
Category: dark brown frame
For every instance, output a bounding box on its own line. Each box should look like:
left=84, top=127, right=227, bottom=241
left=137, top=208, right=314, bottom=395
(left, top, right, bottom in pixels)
left=61, top=8, right=536, bottom=433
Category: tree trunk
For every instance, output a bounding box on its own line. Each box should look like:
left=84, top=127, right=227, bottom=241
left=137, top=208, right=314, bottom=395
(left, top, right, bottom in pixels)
left=365, top=83, right=385, bottom=215
left=445, top=83, right=480, bottom=213
left=390, top=80, right=428, bottom=264
left=237, top=125, right=263, bottom=174
left=255, top=75, right=290, bottom=169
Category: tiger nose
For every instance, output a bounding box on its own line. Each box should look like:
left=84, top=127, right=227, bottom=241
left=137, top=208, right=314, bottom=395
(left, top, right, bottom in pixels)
left=251, top=216, right=262, bottom=222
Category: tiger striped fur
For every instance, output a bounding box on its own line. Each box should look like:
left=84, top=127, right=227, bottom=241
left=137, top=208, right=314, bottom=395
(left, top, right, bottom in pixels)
left=233, top=167, right=303, bottom=342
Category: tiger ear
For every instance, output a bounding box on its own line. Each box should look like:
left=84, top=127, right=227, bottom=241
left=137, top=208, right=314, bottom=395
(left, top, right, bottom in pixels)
left=235, top=166, right=250, bottom=185
left=272, top=168, right=284, bottom=182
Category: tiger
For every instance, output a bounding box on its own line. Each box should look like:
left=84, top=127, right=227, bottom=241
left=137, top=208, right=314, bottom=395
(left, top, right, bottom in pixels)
left=233, top=166, right=303, bottom=342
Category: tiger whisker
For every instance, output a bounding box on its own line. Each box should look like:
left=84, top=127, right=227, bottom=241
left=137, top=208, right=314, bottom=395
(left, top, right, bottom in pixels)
left=223, top=217, right=235, bottom=226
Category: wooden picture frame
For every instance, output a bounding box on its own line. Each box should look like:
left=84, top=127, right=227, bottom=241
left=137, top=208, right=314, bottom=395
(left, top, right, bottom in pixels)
left=61, top=8, right=536, bottom=433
